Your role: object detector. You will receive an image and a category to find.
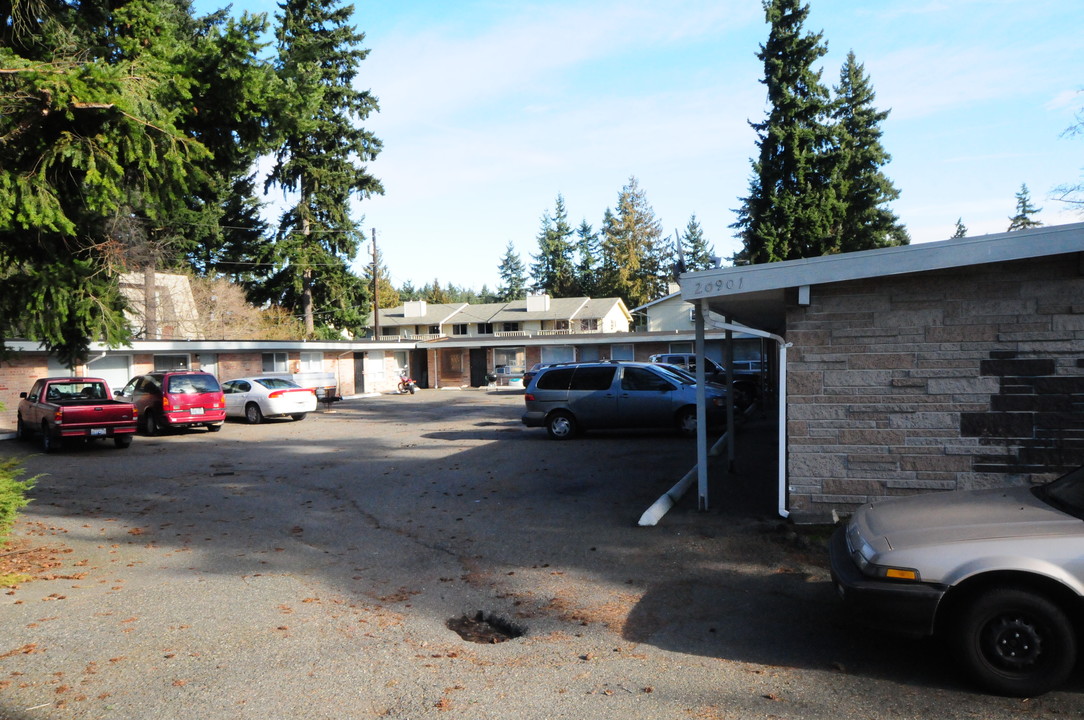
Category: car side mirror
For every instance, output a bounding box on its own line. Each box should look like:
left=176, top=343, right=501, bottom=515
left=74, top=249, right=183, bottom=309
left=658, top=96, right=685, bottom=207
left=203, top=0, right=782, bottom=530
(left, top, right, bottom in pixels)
left=19, top=392, right=27, bottom=399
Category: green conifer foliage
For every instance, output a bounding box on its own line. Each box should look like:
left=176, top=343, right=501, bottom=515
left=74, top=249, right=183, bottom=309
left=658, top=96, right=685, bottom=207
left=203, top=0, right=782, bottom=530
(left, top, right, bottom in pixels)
left=1007, top=184, right=1043, bottom=231
left=832, top=51, right=909, bottom=251
left=266, top=0, right=383, bottom=337
left=733, top=0, right=840, bottom=264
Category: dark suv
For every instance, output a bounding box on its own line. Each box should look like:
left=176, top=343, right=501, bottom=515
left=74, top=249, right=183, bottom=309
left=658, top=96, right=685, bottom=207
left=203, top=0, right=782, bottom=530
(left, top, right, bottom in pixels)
left=521, top=361, right=727, bottom=439
left=117, top=371, right=226, bottom=435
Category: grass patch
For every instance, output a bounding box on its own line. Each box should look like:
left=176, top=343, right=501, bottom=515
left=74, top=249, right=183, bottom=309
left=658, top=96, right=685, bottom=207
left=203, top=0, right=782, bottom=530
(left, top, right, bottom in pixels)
left=0, top=573, right=31, bottom=588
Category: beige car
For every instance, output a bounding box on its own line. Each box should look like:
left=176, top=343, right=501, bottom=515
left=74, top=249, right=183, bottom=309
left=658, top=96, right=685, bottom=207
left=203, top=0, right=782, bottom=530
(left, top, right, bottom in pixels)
left=830, top=466, right=1084, bottom=696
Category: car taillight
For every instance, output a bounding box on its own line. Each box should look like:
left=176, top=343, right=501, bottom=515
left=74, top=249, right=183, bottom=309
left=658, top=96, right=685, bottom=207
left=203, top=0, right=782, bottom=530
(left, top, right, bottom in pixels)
left=162, top=395, right=172, bottom=411
left=215, top=393, right=225, bottom=408
left=525, top=393, right=535, bottom=401
left=54, top=408, right=63, bottom=424
left=269, top=390, right=284, bottom=399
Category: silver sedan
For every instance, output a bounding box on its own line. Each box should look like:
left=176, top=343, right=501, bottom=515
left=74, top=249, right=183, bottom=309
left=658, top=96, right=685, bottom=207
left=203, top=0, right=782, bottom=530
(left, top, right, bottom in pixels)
left=222, top=377, right=318, bottom=424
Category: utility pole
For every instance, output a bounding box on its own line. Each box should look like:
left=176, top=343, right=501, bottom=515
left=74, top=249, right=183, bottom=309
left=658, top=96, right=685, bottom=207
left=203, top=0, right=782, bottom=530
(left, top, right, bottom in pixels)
left=371, top=228, right=380, bottom=338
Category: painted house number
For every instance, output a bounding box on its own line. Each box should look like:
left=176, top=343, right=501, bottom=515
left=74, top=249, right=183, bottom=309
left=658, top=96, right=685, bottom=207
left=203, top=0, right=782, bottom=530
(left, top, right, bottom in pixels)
left=691, top=276, right=744, bottom=296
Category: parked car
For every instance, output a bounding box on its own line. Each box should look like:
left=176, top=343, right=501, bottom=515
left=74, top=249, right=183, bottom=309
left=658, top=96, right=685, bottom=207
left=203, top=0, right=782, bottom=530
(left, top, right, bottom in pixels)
left=17, top=377, right=137, bottom=451
left=649, top=352, right=762, bottom=404
left=222, top=376, right=317, bottom=423
left=829, top=466, right=1084, bottom=697
left=116, top=371, right=226, bottom=435
left=521, top=361, right=727, bottom=440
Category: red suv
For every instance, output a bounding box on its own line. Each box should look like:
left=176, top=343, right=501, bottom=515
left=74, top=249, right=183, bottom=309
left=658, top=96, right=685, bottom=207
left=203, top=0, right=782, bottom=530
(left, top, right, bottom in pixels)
left=117, top=371, right=226, bottom=435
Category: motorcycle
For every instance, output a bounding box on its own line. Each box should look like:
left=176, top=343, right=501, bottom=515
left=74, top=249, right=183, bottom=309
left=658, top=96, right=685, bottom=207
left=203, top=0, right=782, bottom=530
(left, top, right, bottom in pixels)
left=397, top=371, right=417, bottom=395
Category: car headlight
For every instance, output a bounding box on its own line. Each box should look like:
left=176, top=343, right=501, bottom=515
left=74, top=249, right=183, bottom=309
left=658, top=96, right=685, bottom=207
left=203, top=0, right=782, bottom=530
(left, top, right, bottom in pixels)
left=847, top=525, right=920, bottom=581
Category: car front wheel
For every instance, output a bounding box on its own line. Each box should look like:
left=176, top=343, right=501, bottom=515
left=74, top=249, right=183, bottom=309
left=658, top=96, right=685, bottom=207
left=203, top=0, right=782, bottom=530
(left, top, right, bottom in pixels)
left=952, top=586, right=1076, bottom=697
left=546, top=411, right=577, bottom=440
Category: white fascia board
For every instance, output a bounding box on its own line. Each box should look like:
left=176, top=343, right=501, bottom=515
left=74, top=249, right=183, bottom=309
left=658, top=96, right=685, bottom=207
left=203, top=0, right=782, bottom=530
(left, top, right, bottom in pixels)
left=679, top=222, right=1084, bottom=303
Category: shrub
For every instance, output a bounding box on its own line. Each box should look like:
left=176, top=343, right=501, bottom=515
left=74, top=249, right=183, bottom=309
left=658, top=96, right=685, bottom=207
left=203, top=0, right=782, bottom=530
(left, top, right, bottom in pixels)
left=0, top=457, right=36, bottom=547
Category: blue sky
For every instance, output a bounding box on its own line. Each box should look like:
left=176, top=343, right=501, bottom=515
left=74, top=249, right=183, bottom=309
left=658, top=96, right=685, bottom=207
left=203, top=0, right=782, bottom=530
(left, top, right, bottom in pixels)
left=197, top=0, right=1083, bottom=293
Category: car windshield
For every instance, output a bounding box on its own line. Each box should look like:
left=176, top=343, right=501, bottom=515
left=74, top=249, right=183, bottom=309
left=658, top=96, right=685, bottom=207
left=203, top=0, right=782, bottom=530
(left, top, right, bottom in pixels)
left=654, top=364, right=695, bottom=384
left=1034, top=465, right=1084, bottom=519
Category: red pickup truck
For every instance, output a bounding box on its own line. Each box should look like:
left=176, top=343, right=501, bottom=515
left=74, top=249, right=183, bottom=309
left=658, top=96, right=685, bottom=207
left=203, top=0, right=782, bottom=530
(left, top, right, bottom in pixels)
left=17, top=377, right=138, bottom=452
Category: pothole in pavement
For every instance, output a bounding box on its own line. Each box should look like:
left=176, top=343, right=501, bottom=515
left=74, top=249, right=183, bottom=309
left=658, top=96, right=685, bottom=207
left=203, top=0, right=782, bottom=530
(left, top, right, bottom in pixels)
left=446, top=612, right=526, bottom=644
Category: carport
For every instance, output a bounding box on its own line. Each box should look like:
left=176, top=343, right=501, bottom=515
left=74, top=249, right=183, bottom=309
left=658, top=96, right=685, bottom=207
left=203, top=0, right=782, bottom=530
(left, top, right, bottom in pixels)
left=668, top=222, right=1084, bottom=522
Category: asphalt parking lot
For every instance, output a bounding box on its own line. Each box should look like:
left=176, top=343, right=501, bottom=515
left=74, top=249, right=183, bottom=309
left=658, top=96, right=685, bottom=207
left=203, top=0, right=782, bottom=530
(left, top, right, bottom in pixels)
left=1, top=390, right=1081, bottom=719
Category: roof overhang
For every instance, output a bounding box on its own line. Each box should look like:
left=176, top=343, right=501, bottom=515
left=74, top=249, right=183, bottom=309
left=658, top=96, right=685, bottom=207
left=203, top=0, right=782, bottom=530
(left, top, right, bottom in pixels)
left=678, top=222, right=1084, bottom=333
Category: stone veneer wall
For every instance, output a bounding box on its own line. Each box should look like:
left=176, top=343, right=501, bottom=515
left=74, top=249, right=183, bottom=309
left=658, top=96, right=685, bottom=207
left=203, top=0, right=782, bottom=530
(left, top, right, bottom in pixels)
left=785, top=254, right=1084, bottom=519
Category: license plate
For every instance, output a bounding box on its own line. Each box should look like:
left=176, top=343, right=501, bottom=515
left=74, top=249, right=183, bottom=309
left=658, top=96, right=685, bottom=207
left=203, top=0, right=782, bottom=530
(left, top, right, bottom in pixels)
left=190, top=407, right=205, bottom=415
left=90, top=428, right=106, bottom=437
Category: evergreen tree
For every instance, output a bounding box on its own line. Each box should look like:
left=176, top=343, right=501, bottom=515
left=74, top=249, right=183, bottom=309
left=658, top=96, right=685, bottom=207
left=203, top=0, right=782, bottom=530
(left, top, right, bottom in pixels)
left=832, top=51, right=908, bottom=252
left=1008, top=184, right=1043, bottom=231
left=573, top=220, right=601, bottom=296
left=265, top=0, right=383, bottom=337
left=424, top=279, right=451, bottom=304
left=732, top=0, right=840, bottom=264
left=680, top=215, right=716, bottom=272
left=496, top=241, right=528, bottom=302
left=361, top=245, right=399, bottom=309
left=0, top=0, right=267, bottom=364
left=952, top=218, right=968, bottom=239
left=598, top=177, right=667, bottom=308
left=529, top=195, right=576, bottom=296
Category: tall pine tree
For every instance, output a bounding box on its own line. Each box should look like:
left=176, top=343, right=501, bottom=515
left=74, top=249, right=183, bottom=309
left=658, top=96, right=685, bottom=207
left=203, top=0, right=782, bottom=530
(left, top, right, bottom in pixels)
left=573, top=220, right=601, bottom=297
left=496, top=241, right=528, bottom=302
left=831, top=51, right=908, bottom=252
left=598, top=177, right=666, bottom=308
left=733, top=0, right=840, bottom=264
left=529, top=195, right=576, bottom=297
left=266, top=0, right=382, bottom=337
left=680, top=215, right=716, bottom=272
left=1008, top=184, right=1043, bottom=231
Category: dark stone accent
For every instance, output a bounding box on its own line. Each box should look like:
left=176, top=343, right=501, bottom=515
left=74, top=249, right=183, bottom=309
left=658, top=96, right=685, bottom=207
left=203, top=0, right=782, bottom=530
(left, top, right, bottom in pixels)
left=961, top=412, right=1035, bottom=439
left=991, top=395, right=1073, bottom=412
left=980, top=358, right=1055, bottom=377
left=962, top=350, right=1084, bottom=476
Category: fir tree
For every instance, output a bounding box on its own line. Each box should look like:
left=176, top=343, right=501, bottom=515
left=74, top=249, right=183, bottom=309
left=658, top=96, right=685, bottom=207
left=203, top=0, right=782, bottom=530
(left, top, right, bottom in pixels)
left=1008, top=184, right=1043, bottom=231
left=266, top=0, right=383, bottom=336
left=832, top=51, right=908, bottom=252
left=952, top=218, right=968, bottom=239
left=732, top=0, right=840, bottom=264
left=680, top=215, right=716, bottom=272
left=599, top=177, right=666, bottom=308
left=529, top=195, right=576, bottom=296
left=573, top=220, right=601, bottom=297
left=496, top=241, right=528, bottom=302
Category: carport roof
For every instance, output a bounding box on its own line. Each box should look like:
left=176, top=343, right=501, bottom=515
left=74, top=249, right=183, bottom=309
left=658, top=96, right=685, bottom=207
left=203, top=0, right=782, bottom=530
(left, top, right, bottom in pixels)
left=678, top=222, right=1084, bottom=333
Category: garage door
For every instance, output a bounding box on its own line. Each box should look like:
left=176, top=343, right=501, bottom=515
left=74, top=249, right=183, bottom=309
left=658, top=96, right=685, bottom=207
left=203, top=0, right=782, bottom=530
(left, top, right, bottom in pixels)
left=84, top=355, right=132, bottom=395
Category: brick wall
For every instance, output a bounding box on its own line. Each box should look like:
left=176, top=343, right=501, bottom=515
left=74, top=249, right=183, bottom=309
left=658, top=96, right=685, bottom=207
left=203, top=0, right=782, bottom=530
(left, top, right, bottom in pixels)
left=786, top=254, right=1084, bottom=519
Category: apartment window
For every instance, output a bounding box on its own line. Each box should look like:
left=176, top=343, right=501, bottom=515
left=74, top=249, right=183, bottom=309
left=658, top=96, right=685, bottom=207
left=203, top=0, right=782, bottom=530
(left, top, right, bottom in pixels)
left=153, top=355, right=189, bottom=371
left=502, top=322, right=520, bottom=332
left=452, top=324, right=469, bottom=335
left=381, top=326, right=399, bottom=336
left=428, top=325, right=440, bottom=334
left=299, top=352, right=323, bottom=372
left=610, top=344, right=634, bottom=361
left=578, top=318, right=599, bottom=332
left=262, top=352, right=288, bottom=372
left=478, top=323, right=494, bottom=334
left=554, top=320, right=570, bottom=331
